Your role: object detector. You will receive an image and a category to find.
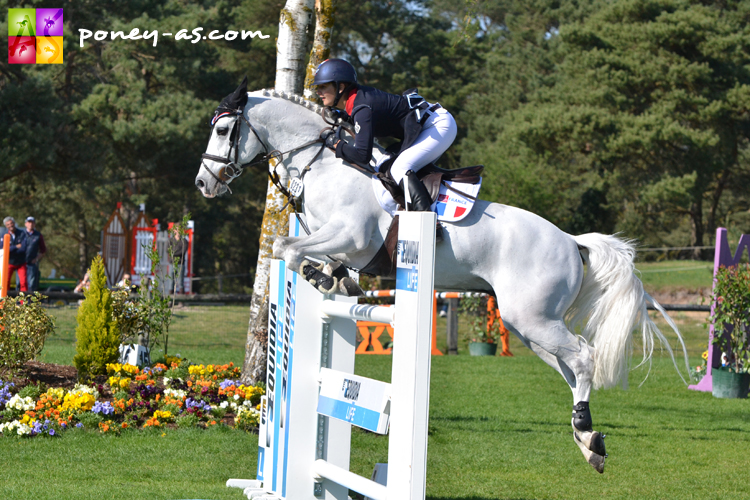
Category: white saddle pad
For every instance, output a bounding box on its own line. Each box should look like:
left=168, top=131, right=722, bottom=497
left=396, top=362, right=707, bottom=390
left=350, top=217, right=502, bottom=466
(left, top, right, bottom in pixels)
left=371, top=158, right=481, bottom=222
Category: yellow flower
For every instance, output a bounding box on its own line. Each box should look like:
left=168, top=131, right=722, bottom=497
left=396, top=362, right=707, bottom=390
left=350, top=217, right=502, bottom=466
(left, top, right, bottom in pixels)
left=119, top=378, right=131, bottom=390
left=46, top=388, right=65, bottom=399
left=106, top=363, right=122, bottom=374
left=702, top=351, right=709, bottom=360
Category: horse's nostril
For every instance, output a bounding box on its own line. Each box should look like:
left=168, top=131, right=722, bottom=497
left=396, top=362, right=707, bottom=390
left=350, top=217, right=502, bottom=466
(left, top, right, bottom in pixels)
left=196, top=179, right=205, bottom=189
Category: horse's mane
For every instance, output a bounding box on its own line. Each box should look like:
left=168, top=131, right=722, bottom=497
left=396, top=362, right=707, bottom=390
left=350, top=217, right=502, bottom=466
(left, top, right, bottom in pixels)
left=256, top=88, right=388, bottom=158
left=259, top=89, right=324, bottom=115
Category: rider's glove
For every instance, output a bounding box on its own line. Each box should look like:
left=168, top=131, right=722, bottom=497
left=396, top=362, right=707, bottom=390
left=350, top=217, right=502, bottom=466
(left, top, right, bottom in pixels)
left=324, top=107, right=351, bottom=125
left=320, top=129, right=338, bottom=150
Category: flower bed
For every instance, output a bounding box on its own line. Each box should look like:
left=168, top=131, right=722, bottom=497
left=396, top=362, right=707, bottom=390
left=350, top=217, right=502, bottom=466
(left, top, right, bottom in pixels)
left=0, top=357, right=264, bottom=438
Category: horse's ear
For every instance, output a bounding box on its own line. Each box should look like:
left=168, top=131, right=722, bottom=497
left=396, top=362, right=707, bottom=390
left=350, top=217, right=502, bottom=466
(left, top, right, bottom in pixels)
left=238, top=76, right=248, bottom=95
left=230, top=76, right=248, bottom=110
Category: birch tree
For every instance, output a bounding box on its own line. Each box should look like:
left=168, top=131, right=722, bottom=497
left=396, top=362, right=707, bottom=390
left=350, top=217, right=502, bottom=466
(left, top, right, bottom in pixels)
left=240, top=0, right=315, bottom=385
left=303, top=0, right=337, bottom=101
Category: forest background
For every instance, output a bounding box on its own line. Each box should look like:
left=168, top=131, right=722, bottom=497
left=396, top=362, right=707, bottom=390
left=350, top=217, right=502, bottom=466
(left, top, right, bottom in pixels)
left=1, top=0, right=749, bottom=292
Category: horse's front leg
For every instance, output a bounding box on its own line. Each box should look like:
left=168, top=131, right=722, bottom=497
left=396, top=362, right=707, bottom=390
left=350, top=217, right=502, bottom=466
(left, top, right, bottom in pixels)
left=272, top=219, right=368, bottom=296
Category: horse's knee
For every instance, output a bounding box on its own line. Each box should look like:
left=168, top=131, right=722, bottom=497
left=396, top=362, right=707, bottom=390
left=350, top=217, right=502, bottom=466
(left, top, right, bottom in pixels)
left=272, top=237, right=289, bottom=260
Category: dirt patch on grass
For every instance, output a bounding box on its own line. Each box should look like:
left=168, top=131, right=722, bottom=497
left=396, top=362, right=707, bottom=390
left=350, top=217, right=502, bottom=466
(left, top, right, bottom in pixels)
left=4, top=361, right=80, bottom=390
left=649, top=287, right=711, bottom=306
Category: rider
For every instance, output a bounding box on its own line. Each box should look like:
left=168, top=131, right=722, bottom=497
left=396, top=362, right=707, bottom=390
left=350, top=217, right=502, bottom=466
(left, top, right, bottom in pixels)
left=314, top=58, right=457, bottom=217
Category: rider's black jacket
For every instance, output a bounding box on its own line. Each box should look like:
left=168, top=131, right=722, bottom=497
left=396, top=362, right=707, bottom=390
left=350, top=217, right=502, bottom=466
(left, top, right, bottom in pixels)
left=334, top=85, right=415, bottom=166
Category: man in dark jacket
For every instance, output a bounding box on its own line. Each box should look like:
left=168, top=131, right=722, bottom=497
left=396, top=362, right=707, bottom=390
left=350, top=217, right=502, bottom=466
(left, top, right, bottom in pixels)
left=3, top=216, right=28, bottom=292
left=24, top=216, right=47, bottom=292
left=168, top=226, right=189, bottom=294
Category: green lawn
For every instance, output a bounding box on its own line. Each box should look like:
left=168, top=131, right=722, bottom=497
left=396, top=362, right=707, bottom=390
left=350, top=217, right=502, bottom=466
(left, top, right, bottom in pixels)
left=634, top=260, right=714, bottom=292
left=39, top=304, right=252, bottom=367
left=2, top=265, right=737, bottom=500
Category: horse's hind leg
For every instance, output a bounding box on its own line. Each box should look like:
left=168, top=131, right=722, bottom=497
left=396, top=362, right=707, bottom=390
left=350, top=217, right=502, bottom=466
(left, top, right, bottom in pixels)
left=515, top=319, right=607, bottom=473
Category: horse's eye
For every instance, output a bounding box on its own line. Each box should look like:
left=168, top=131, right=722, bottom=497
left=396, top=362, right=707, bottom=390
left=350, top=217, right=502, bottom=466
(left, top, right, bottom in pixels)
left=216, top=127, right=229, bottom=136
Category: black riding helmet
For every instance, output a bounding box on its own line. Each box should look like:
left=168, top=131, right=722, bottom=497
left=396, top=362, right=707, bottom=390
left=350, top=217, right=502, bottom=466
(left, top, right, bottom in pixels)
left=313, top=59, right=357, bottom=107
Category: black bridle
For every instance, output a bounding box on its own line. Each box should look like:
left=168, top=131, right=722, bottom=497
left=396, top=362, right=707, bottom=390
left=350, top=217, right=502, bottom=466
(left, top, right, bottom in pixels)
left=200, top=107, right=326, bottom=198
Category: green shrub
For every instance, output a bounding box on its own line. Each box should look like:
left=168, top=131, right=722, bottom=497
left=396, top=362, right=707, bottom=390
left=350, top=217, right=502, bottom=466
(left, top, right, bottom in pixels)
left=460, top=295, right=494, bottom=343
left=0, top=293, right=55, bottom=375
left=73, top=256, right=121, bottom=382
left=17, top=382, right=45, bottom=400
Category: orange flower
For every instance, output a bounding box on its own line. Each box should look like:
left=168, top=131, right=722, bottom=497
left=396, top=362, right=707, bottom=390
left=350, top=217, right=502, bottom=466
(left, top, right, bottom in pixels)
left=25, top=411, right=36, bottom=419
left=121, top=422, right=129, bottom=429
left=155, top=394, right=161, bottom=402
left=45, top=410, right=52, bottom=418
left=187, top=381, right=193, bottom=387
left=209, top=420, right=216, bottom=426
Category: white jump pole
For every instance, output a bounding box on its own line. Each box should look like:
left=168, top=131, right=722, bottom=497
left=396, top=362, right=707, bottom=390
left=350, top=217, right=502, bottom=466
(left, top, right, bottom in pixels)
left=228, top=211, right=436, bottom=500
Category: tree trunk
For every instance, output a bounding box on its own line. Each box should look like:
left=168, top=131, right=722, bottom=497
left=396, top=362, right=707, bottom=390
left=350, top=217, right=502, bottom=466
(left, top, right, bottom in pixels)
left=303, top=0, right=337, bottom=101
left=240, top=179, right=292, bottom=385
left=706, top=167, right=731, bottom=248
left=689, top=197, right=704, bottom=260
left=276, top=0, right=315, bottom=95
left=240, top=0, right=315, bottom=386
left=78, top=215, right=88, bottom=277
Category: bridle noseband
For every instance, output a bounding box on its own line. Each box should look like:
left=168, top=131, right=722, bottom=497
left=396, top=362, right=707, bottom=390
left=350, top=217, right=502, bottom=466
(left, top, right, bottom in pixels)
left=200, top=105, right=326, bottom=199
left=200, top=108, right=271, bottom=194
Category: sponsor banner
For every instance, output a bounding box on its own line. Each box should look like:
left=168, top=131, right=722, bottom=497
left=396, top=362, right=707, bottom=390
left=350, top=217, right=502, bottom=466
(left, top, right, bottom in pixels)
left=317, top=368, right=391, bottom=434
left=396, top=238, right=420, bottom=292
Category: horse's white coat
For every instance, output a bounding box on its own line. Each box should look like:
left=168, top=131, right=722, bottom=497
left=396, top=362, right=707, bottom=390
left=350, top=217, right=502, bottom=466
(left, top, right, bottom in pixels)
left=196, top=90, right=689, bottom=466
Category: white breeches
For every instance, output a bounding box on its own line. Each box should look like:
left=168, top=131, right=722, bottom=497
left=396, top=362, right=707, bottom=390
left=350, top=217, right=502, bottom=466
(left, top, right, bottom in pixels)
left=390, top=106, right=457, bottom=185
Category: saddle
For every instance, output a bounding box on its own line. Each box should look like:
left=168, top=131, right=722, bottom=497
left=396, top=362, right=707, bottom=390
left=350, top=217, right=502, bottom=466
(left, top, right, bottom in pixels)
left=374, top=157, right=484, bottom=211
left=360, top=162, right=484, bottom=278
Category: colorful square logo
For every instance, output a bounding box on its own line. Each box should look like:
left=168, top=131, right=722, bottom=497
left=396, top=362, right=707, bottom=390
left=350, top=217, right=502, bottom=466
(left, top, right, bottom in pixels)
left=8, top=9, right=35, bottom=37
left=37, top=36, right=62, bottom=64
left=36, top=9, right=63, bottom=37
left=8, top=36, right=35, bottom=64
left=7, top=8, right=63, bottom=64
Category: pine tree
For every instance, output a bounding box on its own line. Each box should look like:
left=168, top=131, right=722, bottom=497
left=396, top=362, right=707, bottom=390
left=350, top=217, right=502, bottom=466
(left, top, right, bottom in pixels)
left=73, top=255, right=121, bottom=382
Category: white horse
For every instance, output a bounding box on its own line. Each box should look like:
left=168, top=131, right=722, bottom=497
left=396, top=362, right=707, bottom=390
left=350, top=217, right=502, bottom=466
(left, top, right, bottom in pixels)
left=196, top=85, right=689, bottom=474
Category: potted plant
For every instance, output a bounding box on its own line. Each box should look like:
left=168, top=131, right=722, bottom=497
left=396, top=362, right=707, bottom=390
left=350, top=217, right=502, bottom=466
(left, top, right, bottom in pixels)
left=708, top=264, right=750, bottom=398
left=461, top=295, right=497, bottom=356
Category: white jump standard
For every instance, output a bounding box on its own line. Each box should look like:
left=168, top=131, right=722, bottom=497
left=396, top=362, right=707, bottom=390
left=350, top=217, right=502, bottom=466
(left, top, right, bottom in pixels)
left=228, top=211, right=437, bottom=500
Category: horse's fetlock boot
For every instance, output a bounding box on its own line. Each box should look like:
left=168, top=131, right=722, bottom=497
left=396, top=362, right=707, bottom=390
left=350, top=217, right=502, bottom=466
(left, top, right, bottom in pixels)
left=572, top=401, right=592, bottom=432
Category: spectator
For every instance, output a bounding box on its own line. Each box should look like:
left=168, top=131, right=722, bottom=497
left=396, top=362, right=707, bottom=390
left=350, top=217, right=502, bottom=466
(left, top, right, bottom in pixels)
left=2, top=216, right=28, bottom=292
left=167, top=226, right=189, bottom=294
left=24, top=216, right=47, bottom=292
left=74, top=271, right=91, bottom=293
left=117, top=273, right=131, bottom=287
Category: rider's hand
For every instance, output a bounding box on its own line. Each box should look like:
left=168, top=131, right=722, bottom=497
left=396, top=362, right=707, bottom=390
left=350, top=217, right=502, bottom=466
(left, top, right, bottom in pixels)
left=320, top=129, right=338, bottom=150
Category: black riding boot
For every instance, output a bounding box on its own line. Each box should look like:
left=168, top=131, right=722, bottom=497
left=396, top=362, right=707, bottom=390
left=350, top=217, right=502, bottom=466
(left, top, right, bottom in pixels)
left=402, top=170, right=443, bottom=241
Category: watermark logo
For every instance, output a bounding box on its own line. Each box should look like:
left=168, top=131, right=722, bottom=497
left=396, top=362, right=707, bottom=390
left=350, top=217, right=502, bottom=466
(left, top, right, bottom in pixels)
left=7, top=8, right=64, bottom=64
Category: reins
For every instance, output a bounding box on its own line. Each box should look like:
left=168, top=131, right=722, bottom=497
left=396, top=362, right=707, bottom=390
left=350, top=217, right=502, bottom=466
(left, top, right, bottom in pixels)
left=201, top=108, right=327, bottom=203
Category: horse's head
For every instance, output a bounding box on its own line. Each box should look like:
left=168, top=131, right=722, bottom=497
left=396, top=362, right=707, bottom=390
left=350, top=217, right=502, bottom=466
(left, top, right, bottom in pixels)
left=196, top=77, right=267, bottom=198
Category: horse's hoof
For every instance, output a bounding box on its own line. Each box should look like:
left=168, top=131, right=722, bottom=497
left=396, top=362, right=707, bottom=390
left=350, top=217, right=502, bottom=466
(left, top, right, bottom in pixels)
left=571, top=427, right=606, bottom=457
left=339, top=277, right=364, bottom=297
left=574, top=431, right=605, bottom=474
left=317, top=276, right=337, bottom=294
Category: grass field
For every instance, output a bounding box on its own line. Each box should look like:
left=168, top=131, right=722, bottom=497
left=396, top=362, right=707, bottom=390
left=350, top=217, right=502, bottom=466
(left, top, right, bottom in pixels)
left=3, top=261, right=743, bottom=500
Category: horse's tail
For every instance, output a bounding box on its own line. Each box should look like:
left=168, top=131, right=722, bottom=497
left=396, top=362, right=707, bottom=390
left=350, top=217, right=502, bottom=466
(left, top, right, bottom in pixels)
left=567, top=233, right=690, bottom=390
